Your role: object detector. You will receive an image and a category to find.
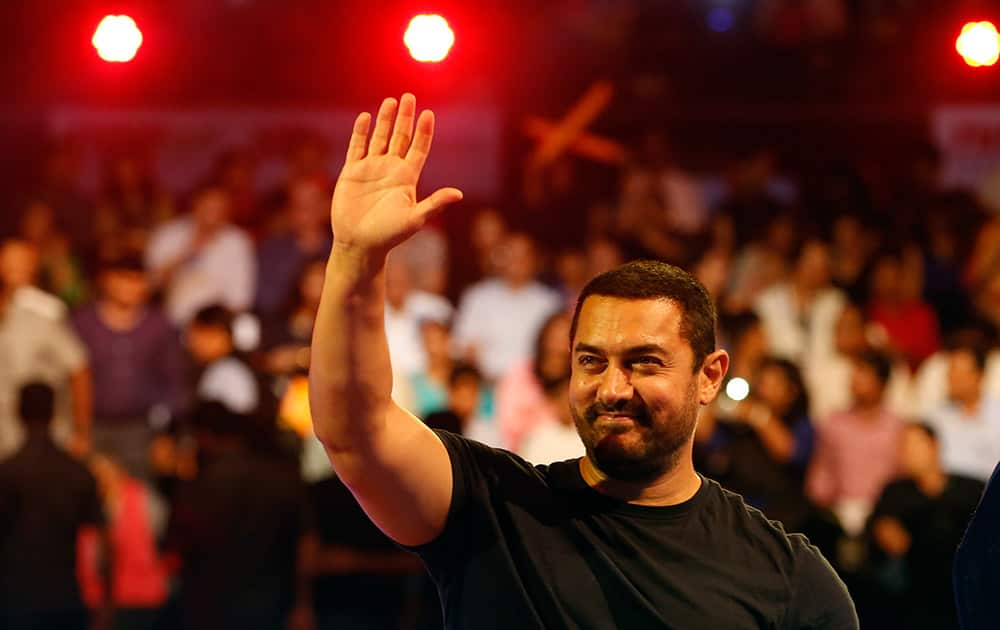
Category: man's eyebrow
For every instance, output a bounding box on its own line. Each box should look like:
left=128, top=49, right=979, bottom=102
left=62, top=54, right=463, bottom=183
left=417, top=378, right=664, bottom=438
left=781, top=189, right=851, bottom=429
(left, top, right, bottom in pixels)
left=573, top=343, right=670, bottom=356
left=573, top=343, right=604, bottom=355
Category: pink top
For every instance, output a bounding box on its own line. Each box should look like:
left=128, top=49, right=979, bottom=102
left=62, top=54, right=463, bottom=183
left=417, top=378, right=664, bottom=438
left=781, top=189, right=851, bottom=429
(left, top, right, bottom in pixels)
left=496, top=361, right=551, bottom=452
left=806, top=407, right=904, bottom=508
left=78, top=479, right=169, bottom=608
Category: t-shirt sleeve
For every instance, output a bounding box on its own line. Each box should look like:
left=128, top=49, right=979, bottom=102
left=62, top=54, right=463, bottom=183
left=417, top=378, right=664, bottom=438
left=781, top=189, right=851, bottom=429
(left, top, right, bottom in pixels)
left=783, top=536, right=858, bottom=630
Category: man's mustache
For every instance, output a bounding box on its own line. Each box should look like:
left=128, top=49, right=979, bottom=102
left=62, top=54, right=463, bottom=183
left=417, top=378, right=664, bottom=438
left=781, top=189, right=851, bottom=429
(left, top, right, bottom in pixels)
left=584, top=403, right=651, bottom=425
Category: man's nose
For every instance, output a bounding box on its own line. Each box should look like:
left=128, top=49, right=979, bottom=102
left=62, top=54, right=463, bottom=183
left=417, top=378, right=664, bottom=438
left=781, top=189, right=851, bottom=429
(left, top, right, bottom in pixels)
left=597, top=365, right=633, bottom=407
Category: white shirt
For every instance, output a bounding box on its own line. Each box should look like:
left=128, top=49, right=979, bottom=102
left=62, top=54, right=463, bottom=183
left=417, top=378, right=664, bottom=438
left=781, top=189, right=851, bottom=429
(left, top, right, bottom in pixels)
left=805, top=353, right=914, bottom=424
left=754, top=283, right=845, bottom=366
left=146, top=218, right=256, bottom=324
left=198, top=357, right=258, bottom=414
left=910, top=350, right=1000, bottom=420
left=452, top=278, right=562, bottom=381
left=384, top=290, right=454, bottom=375
left=520, top=422, right=585, bottom=465
left=928, top=395, right=1000, bottom=482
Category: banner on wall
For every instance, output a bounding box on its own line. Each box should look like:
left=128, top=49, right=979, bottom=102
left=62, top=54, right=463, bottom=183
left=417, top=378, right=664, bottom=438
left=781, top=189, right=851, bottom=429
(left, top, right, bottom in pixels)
left=47, top=107, right=501, bottom=199
left=931, top=105, right=1000, bottom=194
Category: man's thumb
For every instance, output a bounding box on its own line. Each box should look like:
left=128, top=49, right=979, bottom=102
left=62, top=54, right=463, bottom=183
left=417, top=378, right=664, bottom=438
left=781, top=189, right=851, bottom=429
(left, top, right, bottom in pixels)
left=417, top=187, right=463, bottom=218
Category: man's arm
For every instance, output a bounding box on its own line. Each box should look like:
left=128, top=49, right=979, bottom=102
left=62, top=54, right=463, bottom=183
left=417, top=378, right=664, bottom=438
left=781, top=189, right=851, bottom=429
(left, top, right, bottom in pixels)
left=309, top=94, right=463, bottom=547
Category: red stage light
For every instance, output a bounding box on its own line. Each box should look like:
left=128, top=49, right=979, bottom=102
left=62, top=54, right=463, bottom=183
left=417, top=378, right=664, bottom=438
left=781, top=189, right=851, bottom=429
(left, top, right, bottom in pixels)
left=957, top=21, right=1000, bottom=67
left=93, top=15, right=143, bottom=63
left=404, top=14, right=455, bottom=63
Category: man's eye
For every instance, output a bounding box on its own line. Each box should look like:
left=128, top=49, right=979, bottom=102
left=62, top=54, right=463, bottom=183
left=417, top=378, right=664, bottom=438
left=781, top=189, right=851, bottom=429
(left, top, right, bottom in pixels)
left=578, top=356, right=599, bottom=366
left=634, top=357, right=660, bottom=366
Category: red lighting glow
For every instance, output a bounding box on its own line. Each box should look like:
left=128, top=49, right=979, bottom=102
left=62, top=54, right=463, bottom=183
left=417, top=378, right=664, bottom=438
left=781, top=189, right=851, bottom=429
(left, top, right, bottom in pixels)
left=404, top=14, right=455, bottom=63
left=956, top=21, right=1000, bottom=68
left=93, top=15, right=143, bottom=63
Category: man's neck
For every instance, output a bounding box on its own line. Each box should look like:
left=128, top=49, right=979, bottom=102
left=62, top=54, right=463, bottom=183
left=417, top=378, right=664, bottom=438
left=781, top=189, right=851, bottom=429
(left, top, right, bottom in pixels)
left=579, top=452, right=702, bottom=507
left=915, top=468, right=948, bottom=497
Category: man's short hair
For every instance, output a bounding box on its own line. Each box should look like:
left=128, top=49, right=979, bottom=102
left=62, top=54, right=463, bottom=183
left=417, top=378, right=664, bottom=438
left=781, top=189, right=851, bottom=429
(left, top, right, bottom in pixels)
left=191, top=304, right=233, bottom=333
left=857, top=350, right=893, bottom=385
left=570, top=260, right=717, bottom=370
left=952, top=344, right=988, bottom=373
left=18, top=382, right=55, bottom=425
left=449, top=362, right=483, bottom=389
left=100, top=253, right=146, bottom=275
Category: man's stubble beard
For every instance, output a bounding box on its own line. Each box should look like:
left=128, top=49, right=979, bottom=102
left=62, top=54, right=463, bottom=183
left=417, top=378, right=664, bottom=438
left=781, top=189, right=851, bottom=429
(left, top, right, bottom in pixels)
left=572, top=379, right=700, bottom=483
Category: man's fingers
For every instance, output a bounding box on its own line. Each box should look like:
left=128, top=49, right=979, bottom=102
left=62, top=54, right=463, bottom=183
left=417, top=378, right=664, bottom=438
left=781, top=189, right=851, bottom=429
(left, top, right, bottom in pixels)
left=416, top=187, right=463, bottom=219
left=369, top=97, right=398, bottom=156
left=345, top=112, right=372, bottom=163
left=406, top=110, right=435, bottom=170
left=388, top=93, right=417, bottom=157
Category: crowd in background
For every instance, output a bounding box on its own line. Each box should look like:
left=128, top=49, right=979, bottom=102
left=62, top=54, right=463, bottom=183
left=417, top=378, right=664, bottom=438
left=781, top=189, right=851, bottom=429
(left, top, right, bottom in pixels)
left=1, top=133, right=999, bottom=630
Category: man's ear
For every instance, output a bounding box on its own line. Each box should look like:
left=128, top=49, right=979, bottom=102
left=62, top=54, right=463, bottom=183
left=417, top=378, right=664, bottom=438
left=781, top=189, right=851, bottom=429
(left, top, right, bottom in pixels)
left=698, top=349, right=729, bottom=406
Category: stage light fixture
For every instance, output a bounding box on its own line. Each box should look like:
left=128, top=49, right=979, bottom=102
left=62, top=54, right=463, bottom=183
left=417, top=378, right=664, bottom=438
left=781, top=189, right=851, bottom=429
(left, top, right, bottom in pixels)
left=404, top=14, right=455, bottom=63
left=93, top=14, right=143, bottom=63
left=957, top=21, right=1000, bottom=68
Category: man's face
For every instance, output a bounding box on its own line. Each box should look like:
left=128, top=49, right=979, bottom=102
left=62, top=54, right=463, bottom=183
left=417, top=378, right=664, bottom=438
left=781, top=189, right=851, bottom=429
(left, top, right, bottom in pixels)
left=193, top=190, right=231, bottom=232
left=569, top=296, right=706, bottom=482
left=948, top=350, right=983, bottom=405
left=795, top=241, right=831, bottom=290
left=101, top=269, right=150, bottom=308
left=0, top=241, right=39, bottom=290
left=186, top=324, right=231, bottom=364
left=850, top=362, right=884, bottom=408
left=499, top=235, right=538, bottom=287
left=899, top=426, right=937, bottom=478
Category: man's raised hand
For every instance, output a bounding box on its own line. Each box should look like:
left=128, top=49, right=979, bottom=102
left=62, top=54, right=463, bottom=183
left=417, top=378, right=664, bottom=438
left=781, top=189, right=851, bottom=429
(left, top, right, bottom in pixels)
left=331, top=94, right=463, bottom=260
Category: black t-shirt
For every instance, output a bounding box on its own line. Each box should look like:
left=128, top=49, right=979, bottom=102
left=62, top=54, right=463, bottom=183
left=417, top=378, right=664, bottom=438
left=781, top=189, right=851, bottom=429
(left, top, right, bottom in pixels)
left=0, top=435, right=104, bottom=613
left=413, top=431, right=857, bottom=630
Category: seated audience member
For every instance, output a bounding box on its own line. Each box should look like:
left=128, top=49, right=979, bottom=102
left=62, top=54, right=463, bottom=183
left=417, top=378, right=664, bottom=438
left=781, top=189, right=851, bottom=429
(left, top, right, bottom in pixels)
left=186, top=305, right=261, bottom=417
left=73, top=255, right=185, bottom=478
left=0, top=238, right=92, bottom=458
left=754, top=238, right=846, bottom=366
left=19, top=199, right=89, bottom=307
left=829, top=214, right=878, bottom=304
left=865, top=423, right=983, bottom=630
left=423, top=363, right=501, bottom=447
left=309, top=474, right=424, bottom=630
left=383, top=253, right=453, bottom=376
left=257, top=257, right=326, bottom=379
left=495, top=311, right=572, bottom=451
left=79, top=452, right=169, bottom=629
left=452, top=232, right=562, bottom=381
left=806, top=351, right=904, bottom=534
left=164, top=402, right=314, bottom=630
left=519, top=376, right=584, bottom=464
left=725, top=212, right=797, bottom=314
left=0, top=383, right=106, bottom=630
left=866, top=248, right=941, bottom=371
left=697, top=356, right=815, bottom=529
left=926, top=345, right=1000, bottom=482
left=146, top=186, right=256, bottom=324
left=409, top=319, right=492, bottom=420
left=910, top=327, right=1000, bottom=419
left=254, top=178, right=332, bottom=318
left=552, top=248, right=589, bottom=309
left=805, top=301, right=912, bottom=423
left=954, top=462, right=999, bottom=630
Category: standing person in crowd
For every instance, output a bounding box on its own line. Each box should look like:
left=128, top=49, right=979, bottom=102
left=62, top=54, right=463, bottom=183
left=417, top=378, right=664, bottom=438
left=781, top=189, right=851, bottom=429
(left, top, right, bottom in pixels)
left=383, top=253, right=453, bottom=377
left=185, top=304, right=261, bottom=417
left=754, top=238, right=846, bottom=366
left=0, top=383, right=108, bottom=630
left=73, top=255, right=185, bottom=478
left=257, top=257, right=326, bottom=380
left=164, top=402, right=314, bottom=630
left=452, top=232, right=562, bottom=382
left=865, top=423, right=983, bottom=630
left=519, top=375, right=584, bottom=464
left=146, top=186, right=256, bottom=324
left=806, top=351, right=905, bottom=534
left=309, top=95, right=855, bottom=628
left=255, top=177, right=332, bottom=318
left=926, top=345, right=1000, bottom=482
left=0, top=238, right=92, bottom=457
left=495, top=311, right=572, bottom=451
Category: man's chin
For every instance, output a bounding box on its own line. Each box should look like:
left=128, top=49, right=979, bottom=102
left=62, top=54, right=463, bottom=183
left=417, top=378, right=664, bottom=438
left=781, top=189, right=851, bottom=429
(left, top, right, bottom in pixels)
left=589, top=438, right=670, bottom=483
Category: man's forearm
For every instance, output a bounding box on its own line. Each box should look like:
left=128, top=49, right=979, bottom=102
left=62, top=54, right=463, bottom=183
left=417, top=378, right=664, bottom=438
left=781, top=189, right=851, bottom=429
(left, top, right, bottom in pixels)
left=309, top=245, right=395, bottom=455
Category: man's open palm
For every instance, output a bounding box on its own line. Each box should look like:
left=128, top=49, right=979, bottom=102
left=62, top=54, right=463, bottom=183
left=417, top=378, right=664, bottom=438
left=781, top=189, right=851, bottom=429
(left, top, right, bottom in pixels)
left=331, top=94, right=463, bottom=257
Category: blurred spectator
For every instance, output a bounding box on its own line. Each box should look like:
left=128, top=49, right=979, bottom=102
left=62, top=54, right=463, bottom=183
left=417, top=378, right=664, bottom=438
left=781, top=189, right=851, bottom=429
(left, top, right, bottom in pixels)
left=146, top=187, right=256, bottom=324
left=255, top=178, right=332, bottom=318
left=725, top=212, right=798, bottom=314
left=424, top=363, right=501, bottom=447
left=95, top=155, right=174, bottom=262
left=212, top=149, right=261, bottom=235
left=910, top=327, right=1000, bottom=420
left=970, top=266, right=1000, bottom=344
left=754, top=238, right=846, bottom=365
left=552, top=248, right=589, bottom=309
left=469, top=207, right=507, bottom=279
left=519, top=376, right=583, bottom=464
left=0, top=383, right=107, bottom=630
left=72, top=255, right=185, bottom=479
left=453, top=233, right=562, bottom=381
left=19, top=200, right=89, bottom=307
left=257, top=257, right=325, bottom=379
left=495, top=311, right=572, bottom=451
left=829, top=214, right=877, bottom=304
left=308, top=475, right=423, bottom=630
left=925, top=345, right=1000, bottom=482
left=0, top=239, right=92, bottom=457
left=584, top=235, right=624, bottom=278
left=697, top=357, right=815, bottom=529
left=865, top=423, right=983, bottom=630
left=919, top=209, right=972, bottom=335
left=394, top=226, right=449, bottom=296
left=806, top=302, right=912, bottom=422
left=79, top=452, right=169, bottom=630
left=867, top=248, right=941, bottom=370
left=164, top=402, right=314, bottom=630
left=806, top=351, right=904, bottom=535
left=384, top=254, right=454, bottom=376
left=409, top=319, right=492, bottom=421
left=186, top=305, right=259, bottom=416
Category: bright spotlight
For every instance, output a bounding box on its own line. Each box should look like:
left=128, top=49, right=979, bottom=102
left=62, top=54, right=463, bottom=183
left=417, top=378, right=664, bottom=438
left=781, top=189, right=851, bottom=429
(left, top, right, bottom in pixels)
left=726, top=377, right=750, bottom=402
left=404, top=14, right=455, bottom=63
left=956, top=21, right=1000, bottom=68
left=93, top=15, right=143, bottom=63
